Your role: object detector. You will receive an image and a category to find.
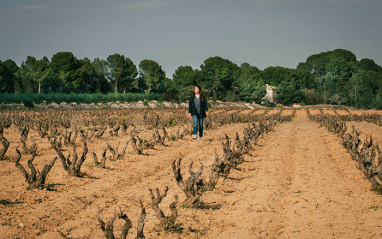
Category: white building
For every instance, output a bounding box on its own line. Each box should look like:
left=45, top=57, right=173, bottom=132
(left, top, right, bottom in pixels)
left=262, top=84, right=277, bottom=103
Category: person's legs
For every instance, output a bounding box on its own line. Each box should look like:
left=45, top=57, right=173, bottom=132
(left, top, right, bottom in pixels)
left=198, top=116, right=204, bottom=138
left=192, top=115, right=198, bottom=139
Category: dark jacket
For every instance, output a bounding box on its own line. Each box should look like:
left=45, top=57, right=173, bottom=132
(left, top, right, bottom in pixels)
left=189, top=95, right=208, bottom=118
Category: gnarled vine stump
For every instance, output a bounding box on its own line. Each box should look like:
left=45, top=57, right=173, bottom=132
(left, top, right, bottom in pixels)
left=107, top=141, right=129, bottom=161
left=15, top=145, right=57, bottom=190
left=49, top=137, right=88, bottom=177
left=149, top=186, right=178, bottom=230
left=97, top=202, right=146, bottom=239
left=91, top=147, right=108, bottom=168
left=172, top=156, right=204, bottom=206
left=0, top=127, right=10, bottom=160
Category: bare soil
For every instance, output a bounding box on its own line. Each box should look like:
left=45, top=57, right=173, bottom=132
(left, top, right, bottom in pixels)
left=1, top=109, right=382, bottom=239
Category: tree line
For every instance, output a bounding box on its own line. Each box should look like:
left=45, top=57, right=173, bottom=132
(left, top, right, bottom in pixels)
left=0, top=49, right=381, bottom=108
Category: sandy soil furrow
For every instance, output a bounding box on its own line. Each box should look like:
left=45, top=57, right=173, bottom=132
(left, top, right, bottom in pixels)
left=196, top=111, right=382, bottom=239
left=281, top=112, right=382, bottom=238
left=202, top=112, right=300, bottom=238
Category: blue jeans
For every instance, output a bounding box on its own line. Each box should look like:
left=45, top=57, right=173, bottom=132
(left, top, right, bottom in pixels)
left=192, top=115, right=204, bottom=137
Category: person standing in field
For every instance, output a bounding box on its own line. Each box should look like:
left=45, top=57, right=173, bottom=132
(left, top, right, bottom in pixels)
left=188, top=85, right=209, bottom=140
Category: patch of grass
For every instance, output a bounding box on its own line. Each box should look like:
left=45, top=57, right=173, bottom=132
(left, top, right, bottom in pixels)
left=371, top=184, right=382, bottom=194
left=247, top=205, right=254, bottom=212
left=171, top=225, right=184, bottom=234
left=1, top=220, right=11, bottom=226
left=84, top=162, right=96, bottom=168
left=3, top=170, right=12, bottom=175
left=188, top=227, right=206, bottom=235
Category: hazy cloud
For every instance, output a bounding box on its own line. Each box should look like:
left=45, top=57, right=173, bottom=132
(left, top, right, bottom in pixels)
left=0, top=3, right=49, bottom=23
left=119, top=0, right=169, bottom=11
left=15, top=4, right=48, bottom=11
left=249, top=0, right=303, bottom=6
left=325, top=0, right=380, bottom=5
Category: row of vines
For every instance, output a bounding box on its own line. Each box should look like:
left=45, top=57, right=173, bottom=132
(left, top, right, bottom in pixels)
left=307, top=109, right=382, bottom=193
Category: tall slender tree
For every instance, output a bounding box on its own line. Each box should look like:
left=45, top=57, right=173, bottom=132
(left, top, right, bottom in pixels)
left=50, top=52, right=79, bottom=92
left=16, top=56, right=38, bottom=93
left=235, top=63, right=265, bottom=103
left=91, top=58, right=109, bottom=93
left=107, top=54, right=138, bottom=93
left=200, top=56, right=240, bottom=99
left=139, top=59, right=166, bottom=93
left=0, top=60, right=18, bottom=93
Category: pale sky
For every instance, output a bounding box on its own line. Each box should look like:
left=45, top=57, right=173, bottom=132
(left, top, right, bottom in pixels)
left=1, top=0, right=381, bottom=78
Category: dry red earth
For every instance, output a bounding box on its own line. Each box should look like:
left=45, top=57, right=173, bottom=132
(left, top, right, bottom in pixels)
left=1, top=107, right=382, bottom=239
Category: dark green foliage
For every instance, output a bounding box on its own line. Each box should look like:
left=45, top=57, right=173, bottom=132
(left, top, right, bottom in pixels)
left=297, top=49, right=382, bottom=108
left=172, top=66, right=195, bottom=88
left=234, top=63, right=265, bottom=103
left=199, top=56, right=240, bottom=100
left=91, top=58, right=110, bottom=94
left=139, top=59, right=166, bottom=94
left=297, top=49, right=356, bottom=76
left=0, top=61, right=15, bottom=93
left=107, top=54, right=138, bottom=94
left=261, top=66, right=293, bottom=86
left=276, top=79, right=304, bottom=106
left=1, top=48, right=381, bottom=108
left=50, top=52, right=80, bottom=93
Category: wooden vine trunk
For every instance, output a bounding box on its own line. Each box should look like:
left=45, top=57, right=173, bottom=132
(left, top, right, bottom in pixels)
left=15, top=145, right=57, bottom=190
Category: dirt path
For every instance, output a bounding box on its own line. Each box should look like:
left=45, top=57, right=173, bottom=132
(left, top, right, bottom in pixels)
left=203, top=110, right=382, bottom=239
